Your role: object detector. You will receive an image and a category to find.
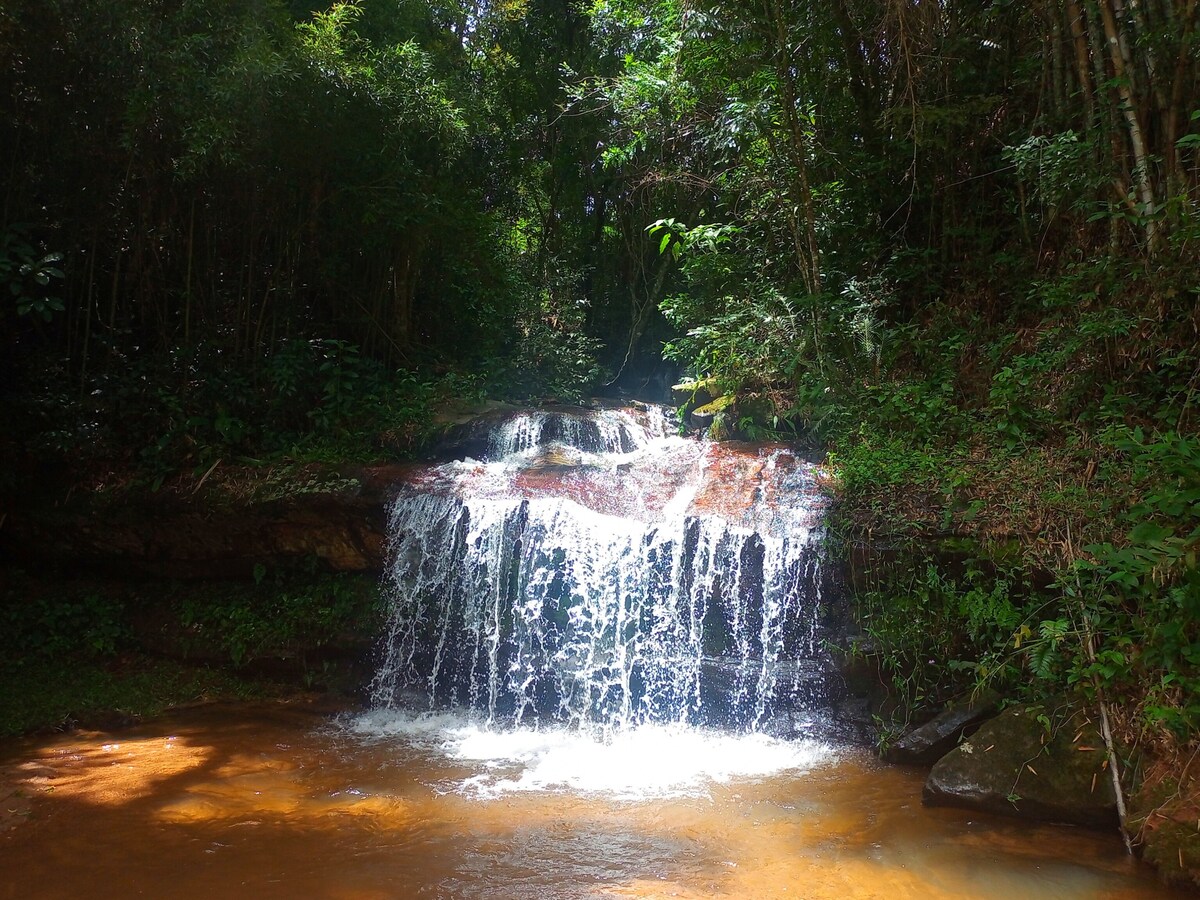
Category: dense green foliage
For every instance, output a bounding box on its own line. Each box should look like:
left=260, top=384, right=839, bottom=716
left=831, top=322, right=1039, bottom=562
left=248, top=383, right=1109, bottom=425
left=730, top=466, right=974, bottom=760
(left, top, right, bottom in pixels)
left=0, top=0, right=649, bottom=473
left=576, top=0, right=1200, bottom=749
left=1, top=568, right=381, bottom=671
left=171, top=565, right=384, bottom=668
left=0, top=569, right=382, bottom=734
left=0, top=657, right=283, bottom=737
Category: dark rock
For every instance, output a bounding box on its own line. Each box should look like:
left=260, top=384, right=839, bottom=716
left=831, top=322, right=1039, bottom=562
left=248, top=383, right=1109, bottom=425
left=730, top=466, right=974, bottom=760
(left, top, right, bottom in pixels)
left=1127, top=761, right=1200, bottom=889
left=429, top=402, right=521, bottom=459
left=923, top=702, right=1120, bottom=828
left=71, top=709, right=144, bottom=731
left=884, top=691, right=1000, bottom=765
left=0, top=464, right=409, bottom=579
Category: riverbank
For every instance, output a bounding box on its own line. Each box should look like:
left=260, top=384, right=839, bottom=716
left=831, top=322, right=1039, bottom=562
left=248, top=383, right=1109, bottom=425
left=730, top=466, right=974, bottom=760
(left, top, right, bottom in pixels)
left=825, top=424, right=1200, bottom=889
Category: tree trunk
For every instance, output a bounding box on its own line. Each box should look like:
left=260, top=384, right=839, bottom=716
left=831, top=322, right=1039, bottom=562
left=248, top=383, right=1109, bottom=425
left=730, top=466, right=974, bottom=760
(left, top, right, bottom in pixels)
left=764, top=0, right=823, bottom=297
left=1098, top=0, right=1159, bottom=248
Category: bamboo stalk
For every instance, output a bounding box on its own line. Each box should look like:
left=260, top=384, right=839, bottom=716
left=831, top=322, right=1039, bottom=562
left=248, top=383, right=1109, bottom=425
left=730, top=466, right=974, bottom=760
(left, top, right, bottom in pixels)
left=1164, top=0, right=1198, bottom=191
left=1066, top=521, right=1134, bottom=854
left=764, top=0, right=823, bottom=299
left=1066, top=0, right=1098, bottom=132
left=1051, top=13, right=1067, bottom=117
left=78, top=231, right=97, bottom=397
left=1099, top=0, right=1160, bottom=247
left=184, top=198, right=195, bottom=347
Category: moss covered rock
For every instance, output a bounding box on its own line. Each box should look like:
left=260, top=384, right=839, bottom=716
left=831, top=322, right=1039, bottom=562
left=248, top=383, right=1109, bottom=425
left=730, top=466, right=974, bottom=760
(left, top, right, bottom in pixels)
left=884, top=690, right=1000, bottom=766
left=923, top=702, right=1121, bottom=828
left=1129, top=759, right=1200, bottom=889
left=689, top=394, right=735, bottom=435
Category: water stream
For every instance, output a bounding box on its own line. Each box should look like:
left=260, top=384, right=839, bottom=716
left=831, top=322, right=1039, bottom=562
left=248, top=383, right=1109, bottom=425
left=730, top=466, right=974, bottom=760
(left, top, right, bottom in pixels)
left=0, top=404, right=1180, bottom=897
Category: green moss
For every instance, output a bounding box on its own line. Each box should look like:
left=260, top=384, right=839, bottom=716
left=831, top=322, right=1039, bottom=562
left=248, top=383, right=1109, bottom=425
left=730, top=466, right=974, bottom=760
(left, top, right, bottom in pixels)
left=1135, top=815, right=1200, bottom=889
left=1129, top=775, right=1200, bottom=889
left=925, top=702, right=1120, bottom=827
left=0, top=655, right=290, bottom=737
left=691, top=394, right=735, bottom=418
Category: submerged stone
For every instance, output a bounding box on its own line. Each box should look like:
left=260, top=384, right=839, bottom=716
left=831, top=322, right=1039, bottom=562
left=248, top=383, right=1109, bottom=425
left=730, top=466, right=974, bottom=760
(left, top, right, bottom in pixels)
left=923, top=702, right=1120, bottom=828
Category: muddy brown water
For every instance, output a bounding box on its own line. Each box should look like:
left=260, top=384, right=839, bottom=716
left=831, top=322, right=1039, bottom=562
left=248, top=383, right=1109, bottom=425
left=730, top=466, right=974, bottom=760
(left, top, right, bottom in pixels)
left=0, top=702, right=1180, bottom=900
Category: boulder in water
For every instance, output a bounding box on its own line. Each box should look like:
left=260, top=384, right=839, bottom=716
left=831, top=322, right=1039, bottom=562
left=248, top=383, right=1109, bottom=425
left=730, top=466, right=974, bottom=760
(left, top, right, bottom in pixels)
left=922, top=701, right=1120, bottom=828
left=428, top=402, right=521, bottom=459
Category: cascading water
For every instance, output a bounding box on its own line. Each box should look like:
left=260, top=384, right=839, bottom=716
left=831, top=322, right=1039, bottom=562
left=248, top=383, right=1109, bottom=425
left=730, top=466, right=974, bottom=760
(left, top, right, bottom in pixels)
left=484, top=405, right=658, bottom=459
left=366, top=404, right=839, bottom=751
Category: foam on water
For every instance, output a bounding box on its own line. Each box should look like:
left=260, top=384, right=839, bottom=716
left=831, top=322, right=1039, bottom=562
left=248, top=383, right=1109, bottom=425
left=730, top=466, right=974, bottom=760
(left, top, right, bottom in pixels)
left=485, top=407, right=664, bottom=460
left=348, top=708, right=836, bottom=800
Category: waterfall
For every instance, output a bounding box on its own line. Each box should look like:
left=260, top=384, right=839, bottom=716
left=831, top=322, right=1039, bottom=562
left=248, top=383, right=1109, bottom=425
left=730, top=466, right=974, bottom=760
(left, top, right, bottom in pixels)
left=370, top=405, right=834, bottom=737
left=484, top=406, right=664, bottom=459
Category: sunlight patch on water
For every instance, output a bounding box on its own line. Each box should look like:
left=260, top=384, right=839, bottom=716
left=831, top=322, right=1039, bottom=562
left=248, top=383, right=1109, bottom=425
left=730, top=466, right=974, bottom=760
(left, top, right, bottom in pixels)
left=346, top=709, right=837, bottom=800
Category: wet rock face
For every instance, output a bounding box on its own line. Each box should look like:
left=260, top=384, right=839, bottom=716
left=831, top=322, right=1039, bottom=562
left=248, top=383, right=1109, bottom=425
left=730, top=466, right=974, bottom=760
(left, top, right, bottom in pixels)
left=923, top=703, right=1119, bottom=828
left=372, top=407, right=839, bottom=731
left=884, top=692, right=1000, bottom=766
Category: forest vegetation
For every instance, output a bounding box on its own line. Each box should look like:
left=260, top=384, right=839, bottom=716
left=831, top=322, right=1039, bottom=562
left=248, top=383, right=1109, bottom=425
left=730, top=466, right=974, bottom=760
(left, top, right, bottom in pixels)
left=2, top=0, right=1200, bottom=867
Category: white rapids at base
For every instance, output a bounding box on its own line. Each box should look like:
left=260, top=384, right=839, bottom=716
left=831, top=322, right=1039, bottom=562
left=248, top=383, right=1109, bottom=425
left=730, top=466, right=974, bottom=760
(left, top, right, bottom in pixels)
left=346, top=708, right=838, bottom=800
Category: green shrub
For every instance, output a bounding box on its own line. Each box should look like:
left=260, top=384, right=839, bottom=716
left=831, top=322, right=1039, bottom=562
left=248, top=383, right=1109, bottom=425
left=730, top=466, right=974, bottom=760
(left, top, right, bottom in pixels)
left=0, top=581, right=130, bottom=665
left=854, top=559, right=1045, bottom=721
left=173, top=570, right=383, bottom=668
